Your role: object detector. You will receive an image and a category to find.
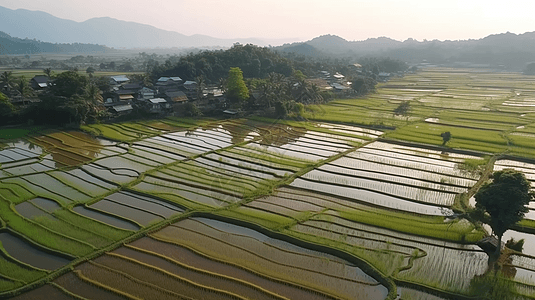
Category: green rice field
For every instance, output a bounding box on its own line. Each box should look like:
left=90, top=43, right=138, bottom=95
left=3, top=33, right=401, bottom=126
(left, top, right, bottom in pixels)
left=2, top=68, right=535, bottom=299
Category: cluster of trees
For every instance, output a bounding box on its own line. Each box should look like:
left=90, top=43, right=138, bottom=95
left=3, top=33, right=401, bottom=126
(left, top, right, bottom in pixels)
left=0, top=70, right=107, bottom=126
left=243, top=70, right=323, bottom=117
left=151, top=43, right=295, bottom=83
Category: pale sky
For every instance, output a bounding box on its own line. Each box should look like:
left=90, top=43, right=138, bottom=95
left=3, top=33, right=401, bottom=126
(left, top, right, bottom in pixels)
left=1, top=0, right=534, bottom=42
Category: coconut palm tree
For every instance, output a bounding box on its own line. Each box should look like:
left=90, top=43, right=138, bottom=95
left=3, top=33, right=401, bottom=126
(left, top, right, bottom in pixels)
left=15, top=76, right=33, bottom=106
left=82, top=83, right=104, bottom=124
left=0, top=71, right=15, bottom=94
left=195, top=75, right=206, bottom=101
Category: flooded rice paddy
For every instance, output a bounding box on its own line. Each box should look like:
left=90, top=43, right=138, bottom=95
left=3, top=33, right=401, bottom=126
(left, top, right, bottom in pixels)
left=2, top=114, right=535, bottom=299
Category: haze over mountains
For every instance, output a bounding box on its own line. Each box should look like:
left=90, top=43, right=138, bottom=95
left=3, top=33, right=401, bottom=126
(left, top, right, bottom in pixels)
left=2, top=5, right=535, bottom=70
left=0, top=6, right=282, bottom=48
left=278, top=33, right=535, bottom=70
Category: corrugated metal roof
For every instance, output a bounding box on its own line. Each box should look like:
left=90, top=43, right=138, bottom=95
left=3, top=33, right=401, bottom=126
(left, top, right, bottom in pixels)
left=111, top=75, right=129, bottom=82
left=170, top=77, right=182, bottom=81
left=149, top=98, right=168, bottom=104
left=112, top=104, right=133, bottom=112
left=119, top=95, right=134, bottom=100
left=158, top=77, right=170, bottom=82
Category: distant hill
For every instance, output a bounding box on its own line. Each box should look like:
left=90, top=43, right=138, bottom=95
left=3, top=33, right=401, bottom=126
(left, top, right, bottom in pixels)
left=0, top=31, right=109, bottom=54
left=277, top=33, right=535, bottom=70
left=278, top=43, right=324, bottom=57
left=0, top=6, right=271, bottom=49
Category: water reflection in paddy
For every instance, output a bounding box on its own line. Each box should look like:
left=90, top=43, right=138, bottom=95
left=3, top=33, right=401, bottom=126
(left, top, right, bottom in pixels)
left=0, top=232, right=70, bottom=270
left=73, top=206, right=140, bottom=231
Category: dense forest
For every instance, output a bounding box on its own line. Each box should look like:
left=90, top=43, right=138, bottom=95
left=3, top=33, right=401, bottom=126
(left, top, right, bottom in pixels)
left=151, top=43, right=407, bottom=83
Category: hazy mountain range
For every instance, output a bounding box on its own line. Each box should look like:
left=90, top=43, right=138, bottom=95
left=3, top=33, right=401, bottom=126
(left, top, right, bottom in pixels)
left=278, top=33, right=535, bottom=70
left=0, top=6, right=291, bottom=49
left=2, top=5, right=535, bottom=70
left=0, top=31, right=109, bottom=55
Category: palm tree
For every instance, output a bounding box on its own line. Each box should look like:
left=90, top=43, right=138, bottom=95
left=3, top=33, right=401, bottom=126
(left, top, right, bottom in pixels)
left=82, top=83, right=104, bottom=124
left=195, top=75, right=206, bottom=101
left=15, top=76, right=33, bottom=106
left=0, top=71, right=15, bottom=94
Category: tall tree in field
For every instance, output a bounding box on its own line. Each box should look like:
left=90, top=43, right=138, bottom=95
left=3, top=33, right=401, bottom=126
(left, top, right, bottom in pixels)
left=441, top=131, right=451, bottom=146
left=43, top=68, right=53, bottom=78
left=474, top=169, right=533, bottom=257
left=226, top=67, right=249, bottom=107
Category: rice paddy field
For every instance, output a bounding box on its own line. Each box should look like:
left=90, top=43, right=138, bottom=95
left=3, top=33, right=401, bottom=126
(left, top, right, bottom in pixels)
left=2, top=67, right=535, bottom=299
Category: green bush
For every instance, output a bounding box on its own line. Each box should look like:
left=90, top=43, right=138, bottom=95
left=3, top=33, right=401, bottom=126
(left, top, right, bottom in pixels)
left=505, top=238, right=524, bottom=252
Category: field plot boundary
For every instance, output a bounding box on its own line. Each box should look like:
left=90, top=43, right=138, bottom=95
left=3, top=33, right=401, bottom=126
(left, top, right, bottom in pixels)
left=184, top=211, right=398, bottom=299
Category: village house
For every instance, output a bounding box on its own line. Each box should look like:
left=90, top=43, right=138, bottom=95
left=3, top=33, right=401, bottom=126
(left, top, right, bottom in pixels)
left=182, top=80, right=197, bottom=98
left=30, top=75, right=50, bottom=90
left=156, top=76, right=183, bottom=86
left=146, top=98, right=172, bottom=113
left=138, top=87, right=156, bottom=100
left=164, top=90, right=188, bottom=103
left=109, top=75, right=130, bottom=86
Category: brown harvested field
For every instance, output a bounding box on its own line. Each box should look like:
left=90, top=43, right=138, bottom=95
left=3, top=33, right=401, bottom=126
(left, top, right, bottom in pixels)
left=54, top=272, right=129, bottom=300
left=129, top=237, right=332, bottom=300
left=91, top=254, right=241, bottom=300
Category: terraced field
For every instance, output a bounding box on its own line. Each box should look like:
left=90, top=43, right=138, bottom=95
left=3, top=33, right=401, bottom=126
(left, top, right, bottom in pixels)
left=3, top=68, right=535, bottom=299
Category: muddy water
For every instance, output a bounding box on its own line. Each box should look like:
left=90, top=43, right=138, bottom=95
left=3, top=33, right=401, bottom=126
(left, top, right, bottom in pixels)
left=168, top=219, right=388, bottom=299
left=94, top=156, right=153, bottom=173
left=14, top=202, right=56, bottom=220
left=0, top=232, right=70, bottom=270
left=66, top=168, right=117, bottom=190
left=111, top=247, right=283, bottom=300
left=397, top=287, right=446, bottom=300
left=130, top=237, right=331, bottom=300
left=90, top=199, right=163, bottom=226
left=54, top=272, right=128, bottom=300
left=133, top=181, right=231, bottom=207
left=105, top=192, right=183, bottom=218
left=254, top=195, right=324, bottom=212
left=73, top=206, right=139, bottom=231
left=204, top=153, right=289, bottom=177
left=49, top=171, right=110, bottom=197
left=193, top=157, right=275, bottom=180
left=131, top=144, right=186, bottom=161
left=29, top=197, right=61, bottom=213
left=82, top=163, right=138, bottom=184
left=10, top=284, right=75, bottom=300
